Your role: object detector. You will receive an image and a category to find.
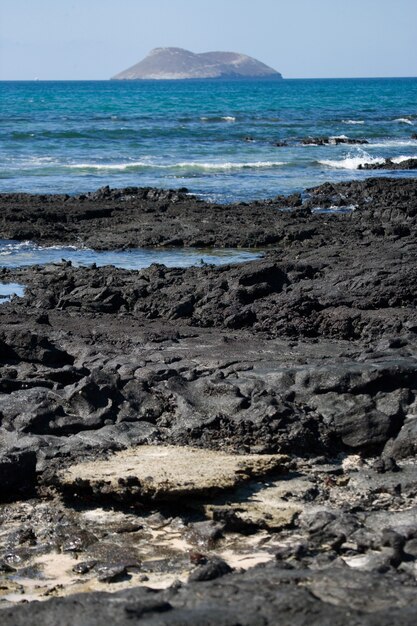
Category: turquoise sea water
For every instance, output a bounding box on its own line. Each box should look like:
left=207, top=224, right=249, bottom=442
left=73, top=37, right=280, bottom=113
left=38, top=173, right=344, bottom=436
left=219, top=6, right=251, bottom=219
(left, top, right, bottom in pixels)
left=1, top=78, right=417, bottom=202
left=0, top=78, right=416, bottom=276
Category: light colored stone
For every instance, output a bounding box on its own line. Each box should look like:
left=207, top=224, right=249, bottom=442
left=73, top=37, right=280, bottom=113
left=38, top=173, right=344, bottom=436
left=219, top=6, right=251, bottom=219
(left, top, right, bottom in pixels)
left=58, top=445, right=290, bottom=501
left=204, top=480, right=306, bottom=530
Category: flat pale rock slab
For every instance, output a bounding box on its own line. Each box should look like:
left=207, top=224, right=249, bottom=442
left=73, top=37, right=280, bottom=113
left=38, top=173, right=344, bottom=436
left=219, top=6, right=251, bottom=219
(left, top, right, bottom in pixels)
left=204, top=478, right=310, bottom=530
left=57, top=445, right=290, bottom=502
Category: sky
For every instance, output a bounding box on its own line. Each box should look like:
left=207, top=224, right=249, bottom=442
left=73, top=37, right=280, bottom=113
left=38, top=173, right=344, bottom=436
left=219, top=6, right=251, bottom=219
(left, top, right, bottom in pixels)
left=0, top=0, right=416, bottom=80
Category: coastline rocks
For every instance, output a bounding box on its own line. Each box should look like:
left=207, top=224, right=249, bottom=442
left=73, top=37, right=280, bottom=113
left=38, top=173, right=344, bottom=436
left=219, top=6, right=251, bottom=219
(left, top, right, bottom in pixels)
left=358, top=158, right=417, bottom=170
left=301, top=136, right=368, bottom=145
left=1, top=178, right=416, bottom=250
left=304, top=177, right=417, bottom=222
left=0, top=178, right=417, bottom=621
left=8, top=249, right=417, bottom=342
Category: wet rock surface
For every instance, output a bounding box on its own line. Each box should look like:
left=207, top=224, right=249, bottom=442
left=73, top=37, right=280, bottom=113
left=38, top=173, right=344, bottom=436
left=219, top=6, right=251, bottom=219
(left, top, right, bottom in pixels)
left=0, top=177, right=417, bottom=623
left=1, top=176, right=415, bottom=250
left=358, top=158, right=417, bottom=170
left=301, top=136, right=369, bottom=145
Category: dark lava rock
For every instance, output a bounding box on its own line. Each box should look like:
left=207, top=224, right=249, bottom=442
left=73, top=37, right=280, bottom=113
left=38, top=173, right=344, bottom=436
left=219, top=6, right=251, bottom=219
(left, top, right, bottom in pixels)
left=1, top=563, right=417, bottom=625
left=373, top=457, right=401, bottom=473
left=188, top=557, right=233, bottom=582
left=123, top=600, right=172, bottom=618
left=301, top=136, right=368, bottom=145
left=0, top=330, right=74, bottom=367
left=0, top=451, right=37, bottom=502
left=96, top=564, right=131, bottom=583
left=358, top=158, right=417, bottom=170
left=185, top=521, right=225, bottom=548
left=385, top=416, right=417, bottom=460
left=72, top=561, right=98, bottom=575
left=1, top=178, right=417, bottom=623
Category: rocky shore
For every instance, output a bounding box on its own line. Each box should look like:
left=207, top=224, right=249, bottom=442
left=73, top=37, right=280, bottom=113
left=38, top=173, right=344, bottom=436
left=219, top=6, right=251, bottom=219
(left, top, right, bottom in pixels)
left=1, top=177, right=417, bottom=624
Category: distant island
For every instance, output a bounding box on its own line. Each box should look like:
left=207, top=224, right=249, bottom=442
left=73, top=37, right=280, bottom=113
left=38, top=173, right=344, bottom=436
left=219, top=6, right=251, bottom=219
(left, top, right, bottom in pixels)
left=112, top=47, right=283, bottom=80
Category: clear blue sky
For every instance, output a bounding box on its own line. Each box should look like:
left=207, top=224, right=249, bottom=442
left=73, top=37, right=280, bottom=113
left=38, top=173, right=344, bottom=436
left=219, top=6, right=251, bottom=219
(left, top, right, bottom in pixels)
left=1, top=0, right=416, bottom=80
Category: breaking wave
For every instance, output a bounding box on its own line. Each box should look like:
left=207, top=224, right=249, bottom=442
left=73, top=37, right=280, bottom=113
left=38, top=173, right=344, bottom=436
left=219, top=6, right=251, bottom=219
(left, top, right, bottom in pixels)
left=68, top=160, right=286, bottom=172
left=368, top=139, right=417, bottom=148
left=391, top=155, right=417, bottom=163
left=318, top=152, right=385, bottom=170
left=200, top=116, right=236, bottom=122
left=393, top=118, right=414, bottom=125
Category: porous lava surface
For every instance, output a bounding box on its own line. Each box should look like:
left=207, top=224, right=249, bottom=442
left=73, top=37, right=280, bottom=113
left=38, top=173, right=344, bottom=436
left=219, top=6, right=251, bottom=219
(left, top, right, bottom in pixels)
left=0, top=177, right=417, bottom=624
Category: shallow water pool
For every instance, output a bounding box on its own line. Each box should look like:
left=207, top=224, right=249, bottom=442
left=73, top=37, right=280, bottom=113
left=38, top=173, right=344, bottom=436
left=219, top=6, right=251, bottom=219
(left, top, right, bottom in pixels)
left=0, top=240, right=263, bottom=270
left=0, top=282, right=25, bottom=303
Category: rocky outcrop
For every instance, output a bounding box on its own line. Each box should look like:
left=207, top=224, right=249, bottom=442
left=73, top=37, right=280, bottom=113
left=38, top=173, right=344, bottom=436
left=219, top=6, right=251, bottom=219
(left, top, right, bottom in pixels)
left=112, top=47, right=282, bottom=80
left=1, top=177, right=416, bottom=250
left=358, top=158, right=417, bottom=170
left=301, top=136, right=368, bottom=145
left=1, top=178, right=417, bottom=622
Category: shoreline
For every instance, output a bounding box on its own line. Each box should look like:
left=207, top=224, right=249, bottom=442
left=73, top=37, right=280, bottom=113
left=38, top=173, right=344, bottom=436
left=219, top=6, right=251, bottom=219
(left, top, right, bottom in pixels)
left=1, top=177, right=417, bottom=624
left=1, top=177, right=416, bottom=250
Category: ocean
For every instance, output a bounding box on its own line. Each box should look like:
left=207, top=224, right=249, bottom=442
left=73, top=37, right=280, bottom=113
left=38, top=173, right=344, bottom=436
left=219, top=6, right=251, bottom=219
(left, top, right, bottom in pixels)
left=1, top=78, right=417, bottom=203
left=0, top=77, right=416, bottom=283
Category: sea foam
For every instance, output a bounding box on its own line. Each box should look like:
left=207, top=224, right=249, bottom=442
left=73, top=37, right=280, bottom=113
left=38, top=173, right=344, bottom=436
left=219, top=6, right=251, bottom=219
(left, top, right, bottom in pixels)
left=393, top=118, right=414, bottom=125
left=199, top=116, right=236, bottom=122
left=391, top=155, right=417, bottom=163
left=369, top=139, right=417, bottom=148
left=319, top=152, right=385, bottom=170
left=69, top=160, right=285, bottom=172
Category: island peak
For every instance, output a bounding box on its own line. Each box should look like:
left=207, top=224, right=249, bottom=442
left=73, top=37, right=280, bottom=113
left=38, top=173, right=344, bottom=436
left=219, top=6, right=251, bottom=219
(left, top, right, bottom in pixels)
left=112, top=47, right=282, bottom=80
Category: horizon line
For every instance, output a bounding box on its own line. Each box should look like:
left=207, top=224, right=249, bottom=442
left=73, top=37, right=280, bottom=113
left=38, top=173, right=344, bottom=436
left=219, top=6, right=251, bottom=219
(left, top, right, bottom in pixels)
left=1, top=75, right=417, bottom=82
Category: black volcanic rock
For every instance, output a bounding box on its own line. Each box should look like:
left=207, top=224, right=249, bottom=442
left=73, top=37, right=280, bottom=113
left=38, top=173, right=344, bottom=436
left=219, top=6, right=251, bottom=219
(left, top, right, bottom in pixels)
left=112, top=47, right=282, bottom=80
left=301, top=136, right=368, bottom=146
left=358, top=158, right=417, bottom=170
left=1, top=178, right=417, bottom=623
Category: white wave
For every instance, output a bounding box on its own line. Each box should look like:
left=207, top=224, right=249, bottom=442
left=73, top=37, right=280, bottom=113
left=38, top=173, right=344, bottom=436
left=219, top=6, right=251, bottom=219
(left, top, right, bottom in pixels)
left=369, top=139, right=417, bottom=148
left=174, top=160, right=285, bottom=170
left=69, top=161, right=150, bottom=171
left=342, top=120, right=365, bottom=125
left=0, top=240, right=33, bottom=255
left=394, top=118, right=414, bottom=125
left=319, top=152, right=385, bottom=170
left=68, top=160, right=286, bottom=172
left=330, top=135, right=349, bottom=140
left=0, top=240, right=81, bottom=255
left=391, top=155, right=417, bottom=163
left=199, top=116, right=236, bottom=122
left=27, top=156, right=56, bottom=164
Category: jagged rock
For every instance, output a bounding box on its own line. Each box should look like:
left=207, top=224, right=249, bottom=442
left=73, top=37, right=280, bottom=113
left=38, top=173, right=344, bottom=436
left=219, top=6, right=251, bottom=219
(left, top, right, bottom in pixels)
left=358, top=158, right=417, bottom=170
